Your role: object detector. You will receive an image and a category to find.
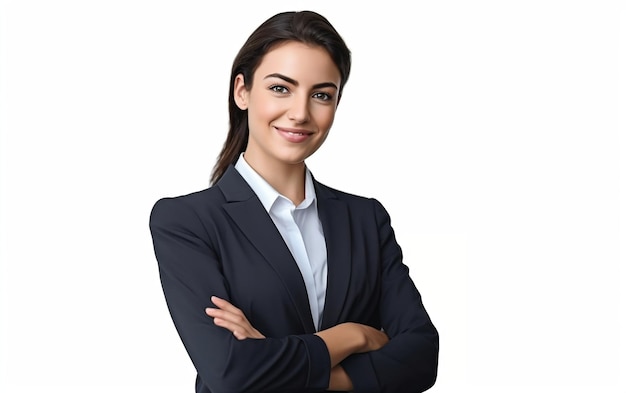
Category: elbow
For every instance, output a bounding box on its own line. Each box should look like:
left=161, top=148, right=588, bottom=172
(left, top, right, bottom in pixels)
left=418, top=344, right=439, bottom=392
left=420, top=367, right=438, bottom=392
left=411, top=335, right=439, bottom=392
left=409, top=361, right=438, bottom=393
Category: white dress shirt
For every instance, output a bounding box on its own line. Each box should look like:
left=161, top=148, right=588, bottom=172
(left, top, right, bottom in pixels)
left=234, top=154, right=328, bottom=330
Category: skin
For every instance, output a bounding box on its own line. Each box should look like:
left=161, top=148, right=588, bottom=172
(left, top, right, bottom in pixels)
left=206, top=41, right=389, bottom=391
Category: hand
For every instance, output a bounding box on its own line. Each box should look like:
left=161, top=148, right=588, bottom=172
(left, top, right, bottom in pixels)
left=356, top=324, right=389, bottom=352
left=205, top=296, right=265, bottom=340
left=315, top=322, right=389, bottom=368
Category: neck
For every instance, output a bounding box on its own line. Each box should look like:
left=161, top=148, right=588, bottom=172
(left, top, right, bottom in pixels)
left=243, top=153, right=306, bottom=205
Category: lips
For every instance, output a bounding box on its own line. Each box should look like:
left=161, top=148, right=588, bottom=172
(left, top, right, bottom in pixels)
left=274, top=126, right=314, bottom=143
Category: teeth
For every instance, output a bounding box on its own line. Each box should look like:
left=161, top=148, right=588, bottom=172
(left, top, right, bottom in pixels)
left=289, top=131, right=304, bottom=135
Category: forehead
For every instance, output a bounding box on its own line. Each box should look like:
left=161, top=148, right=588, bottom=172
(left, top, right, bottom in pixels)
left=254, top=41, right=341, bottom=85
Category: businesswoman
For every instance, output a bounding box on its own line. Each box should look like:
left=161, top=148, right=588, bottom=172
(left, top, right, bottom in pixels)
left=149, top=10, right=439, bottom=393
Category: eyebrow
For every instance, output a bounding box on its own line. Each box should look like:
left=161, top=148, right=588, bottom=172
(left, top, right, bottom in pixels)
left=264, top=73, right=338, bottom=90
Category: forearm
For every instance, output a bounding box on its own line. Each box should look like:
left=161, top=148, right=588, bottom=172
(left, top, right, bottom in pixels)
left=206, top=298, right=389, bottom=391
left=328, top=365, right=353, bottom=391
left=315, top=322, right=388, bottom=391
left=314, top=322, right=365, bottom=367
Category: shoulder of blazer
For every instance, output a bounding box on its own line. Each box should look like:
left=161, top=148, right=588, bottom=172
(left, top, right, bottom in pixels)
left=152, top=185, right=223, bottom=212
left=151, top=165, right=255, bottom=212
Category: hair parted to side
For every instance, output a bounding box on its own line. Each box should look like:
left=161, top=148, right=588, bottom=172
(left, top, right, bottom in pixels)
left=209, top=10, right=352, bottom=184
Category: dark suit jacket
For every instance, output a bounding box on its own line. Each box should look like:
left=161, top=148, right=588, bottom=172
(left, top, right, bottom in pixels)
left=149, top=165, right=439, bottom=393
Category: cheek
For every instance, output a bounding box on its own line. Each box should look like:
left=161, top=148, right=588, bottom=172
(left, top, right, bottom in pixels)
left=249, top=96, right=284, bottom=122
left=313, top=107, right=336, bottom=130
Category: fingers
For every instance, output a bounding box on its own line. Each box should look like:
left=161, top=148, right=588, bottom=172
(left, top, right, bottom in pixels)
left=210, top=296, right=242, bottom=313
left=205, top=296, right=265, bottom=340
left=353, top=323, right=389, bottom=352
left=205, top=297, right=246, bottom=325
left=205, top=307, right=246, bottom=328
left=211, top=314, right=263, bottom=340
left=205, top=307, right=252, bottom=340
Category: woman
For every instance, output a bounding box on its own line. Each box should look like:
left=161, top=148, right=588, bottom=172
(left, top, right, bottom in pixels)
left=150, top=10, right=439, bottom=393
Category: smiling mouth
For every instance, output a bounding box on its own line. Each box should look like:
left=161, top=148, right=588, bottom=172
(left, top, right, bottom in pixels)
left=274, top=126, right=315, bottom=143
left=275, top=127, right=313, bottom=136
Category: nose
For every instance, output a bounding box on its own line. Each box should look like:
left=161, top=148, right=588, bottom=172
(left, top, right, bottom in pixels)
left=287, top=95, right=310, bottom=124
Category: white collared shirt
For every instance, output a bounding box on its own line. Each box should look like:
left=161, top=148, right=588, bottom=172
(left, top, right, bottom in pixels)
left=234, top=154, right=328, bottom=330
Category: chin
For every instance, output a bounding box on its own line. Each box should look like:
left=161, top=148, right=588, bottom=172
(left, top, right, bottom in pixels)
left=275, top=149, right=315, bottom=165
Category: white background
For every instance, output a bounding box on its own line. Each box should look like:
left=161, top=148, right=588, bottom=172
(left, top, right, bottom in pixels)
left=1, top=1, right=624, bottom=392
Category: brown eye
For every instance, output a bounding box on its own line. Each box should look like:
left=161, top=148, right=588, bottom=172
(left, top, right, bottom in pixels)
left=269, top=85, right=289, bottom=94
left=313, top=92, right=332, bottom=101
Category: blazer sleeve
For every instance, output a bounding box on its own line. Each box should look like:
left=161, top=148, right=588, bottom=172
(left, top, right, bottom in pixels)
left=149, top=197, right=331, bottom=393
left=340, top=199, right=439, bottom=393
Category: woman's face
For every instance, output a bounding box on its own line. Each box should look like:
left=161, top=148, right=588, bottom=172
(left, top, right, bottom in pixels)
left=234, top=41, right=341, bottom=170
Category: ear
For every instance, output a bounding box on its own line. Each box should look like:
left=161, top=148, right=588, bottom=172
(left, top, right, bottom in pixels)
left=233, top=74, right=249, bottom=110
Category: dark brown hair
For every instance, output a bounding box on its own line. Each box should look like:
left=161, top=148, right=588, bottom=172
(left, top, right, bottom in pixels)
left=210, top=10, right=352, bottom=184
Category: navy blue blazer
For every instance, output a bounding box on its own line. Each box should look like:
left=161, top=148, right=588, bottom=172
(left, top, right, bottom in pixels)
left=149, top=165, right=438, bottom=393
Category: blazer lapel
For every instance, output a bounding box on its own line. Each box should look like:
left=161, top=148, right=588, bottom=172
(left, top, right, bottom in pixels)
left=217, top=166, right=316, bottom=333
left=315, top=182, right=352, bottom=330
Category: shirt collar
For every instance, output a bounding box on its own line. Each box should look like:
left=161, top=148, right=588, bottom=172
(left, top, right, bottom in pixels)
left=234, top=153, right=316, bottom=212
